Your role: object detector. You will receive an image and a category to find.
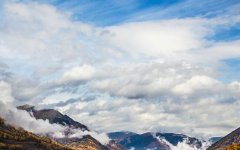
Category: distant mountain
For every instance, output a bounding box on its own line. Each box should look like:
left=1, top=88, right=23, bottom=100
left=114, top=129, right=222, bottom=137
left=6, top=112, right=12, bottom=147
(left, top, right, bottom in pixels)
left=208, top=137, right=222, bottom=144
left=157, top=132, right=202, bottom=148
left=108, top=131, right=202, bottom=150
left=17, top=104, right=89, bottom=131
left=109, top=132, right=170, bottom=150
left=0, top=117, right=73, bottom=150
left=207, top=127, right=240, bottom=150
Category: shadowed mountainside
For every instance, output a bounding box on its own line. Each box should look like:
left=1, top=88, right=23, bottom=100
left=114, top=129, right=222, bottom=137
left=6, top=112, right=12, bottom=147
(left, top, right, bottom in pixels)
left=108, top=131, right=202, bottom=150
left=207, top=127, right=240, bottom=150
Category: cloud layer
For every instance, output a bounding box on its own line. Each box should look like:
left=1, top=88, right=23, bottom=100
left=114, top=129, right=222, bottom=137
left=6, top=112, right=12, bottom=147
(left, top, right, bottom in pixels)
left=0, top=0, right=240, bottom=140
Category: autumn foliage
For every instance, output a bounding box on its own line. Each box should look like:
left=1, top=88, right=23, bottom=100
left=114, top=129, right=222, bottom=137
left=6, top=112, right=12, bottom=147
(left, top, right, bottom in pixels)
left=226, top=143, right=240, bottom=150
left=0, top=117, right=74, bottom=150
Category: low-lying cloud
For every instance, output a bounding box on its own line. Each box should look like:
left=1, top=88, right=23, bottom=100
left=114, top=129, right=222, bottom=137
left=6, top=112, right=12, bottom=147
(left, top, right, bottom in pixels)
left=0, top=80, right=109, bottom=144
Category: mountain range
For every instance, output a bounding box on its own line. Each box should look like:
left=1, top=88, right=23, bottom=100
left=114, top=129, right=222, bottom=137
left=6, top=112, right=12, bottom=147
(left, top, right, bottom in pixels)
left=108, top=131, right=202, bottom=150
left=0, top=104, right=239, bottom=150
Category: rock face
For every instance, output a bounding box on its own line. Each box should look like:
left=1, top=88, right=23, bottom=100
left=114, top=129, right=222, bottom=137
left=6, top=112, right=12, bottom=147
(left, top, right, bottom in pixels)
left=17, top=104, right=89, bottom=131
left=108, top=131, right=202, bottom=150
left=207, top=127, right=240, bottom=150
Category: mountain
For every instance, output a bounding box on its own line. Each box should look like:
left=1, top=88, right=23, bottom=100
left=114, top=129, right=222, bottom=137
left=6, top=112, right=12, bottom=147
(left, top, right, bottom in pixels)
left=0, top=116, right=119, bottom=150
left=109, top=132, right=170, bottom=150
left=17, top=104, right=124, bottom=150
left=207, top=127, right=240, bottom=150
left=17, top=104, right=89, bottom=131
left=108, top=131, right=202, bottom=150
left=0, top=116, right=73, bottom=150
left=156, top=132, right=202, bottom=148
left=17, top=104, right=206, bottom=150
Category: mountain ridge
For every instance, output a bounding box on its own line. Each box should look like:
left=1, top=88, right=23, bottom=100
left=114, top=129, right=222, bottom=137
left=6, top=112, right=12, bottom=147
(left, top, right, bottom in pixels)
left=17, top=104, right=89, bottom=131
left=108, top=131, right=203, bottom=150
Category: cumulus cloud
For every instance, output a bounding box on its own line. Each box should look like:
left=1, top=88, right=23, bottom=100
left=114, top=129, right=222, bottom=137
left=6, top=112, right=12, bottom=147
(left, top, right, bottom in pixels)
left=60, top=64, right=96, bottom=84
left=90, top=62, right=216, bottom=99
left=0, top=0, right=240, bottom=141
left=56, top=92, right=240, bottom=138
left=172, top=75, right=221, bottom=96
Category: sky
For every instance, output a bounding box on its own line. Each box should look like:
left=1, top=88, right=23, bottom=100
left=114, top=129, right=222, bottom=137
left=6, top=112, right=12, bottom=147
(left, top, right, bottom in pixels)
left=0, top=0, right=240, bottom=139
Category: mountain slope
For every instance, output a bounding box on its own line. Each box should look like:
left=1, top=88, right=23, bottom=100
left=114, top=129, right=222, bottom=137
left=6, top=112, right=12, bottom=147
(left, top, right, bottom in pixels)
left=0, top=117, right=73, bottom=150
left=0, top=116, right=124, bottom=150
left=207, top=127, right=240, bottom=150
left=57, top=136, right=109, bottom=150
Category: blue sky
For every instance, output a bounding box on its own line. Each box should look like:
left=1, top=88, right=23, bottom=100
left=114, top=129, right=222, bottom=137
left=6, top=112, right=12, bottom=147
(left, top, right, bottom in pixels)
left=0, top=0, right=240, bottom=138
left=18, top=0, right=239, bottom=26
left=11, top=0, right=240, bottom=82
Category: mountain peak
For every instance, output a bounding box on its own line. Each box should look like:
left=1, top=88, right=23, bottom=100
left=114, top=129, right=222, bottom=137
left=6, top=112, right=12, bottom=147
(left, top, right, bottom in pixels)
left=17, top=104, right=89, bottom=131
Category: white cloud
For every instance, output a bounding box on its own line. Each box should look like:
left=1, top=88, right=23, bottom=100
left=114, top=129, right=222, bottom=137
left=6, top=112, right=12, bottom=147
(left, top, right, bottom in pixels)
left=59, top=94, right=240, bottom=139
left=0, top=80, right=14, bottom=104
left=0, top=1, right=96, bottom=79
left=69, top=129, right=110, bottom=145
left=172, top=75, right=221, bottom=96
left=60, top=64, right=96, bottom=84
left=0, top=0, right=240, bottom=141
left=0, top=81, right=66, bottom=136
left=101, top=19, right=210, bottom=60
left=190, top=40, right=240, bottom=66
left=90, top=62, right=215, bottom=98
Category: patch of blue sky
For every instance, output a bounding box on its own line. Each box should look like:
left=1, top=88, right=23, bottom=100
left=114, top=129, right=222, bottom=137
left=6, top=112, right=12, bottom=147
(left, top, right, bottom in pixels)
left=128, top=0, right=240, bottom=22
left=210, top=25, right=240, bottom=42
left=219, top=58, right=240, bottom=83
